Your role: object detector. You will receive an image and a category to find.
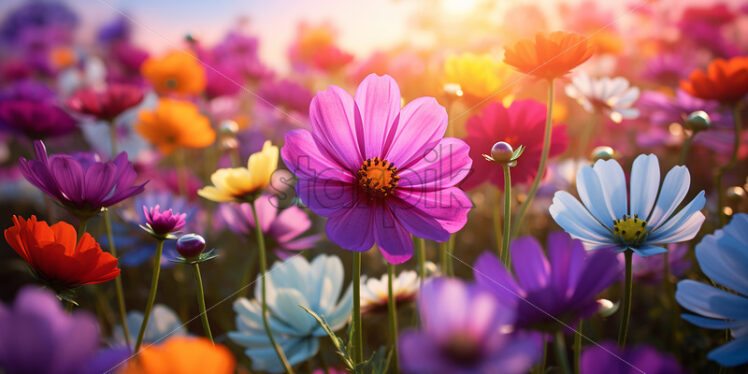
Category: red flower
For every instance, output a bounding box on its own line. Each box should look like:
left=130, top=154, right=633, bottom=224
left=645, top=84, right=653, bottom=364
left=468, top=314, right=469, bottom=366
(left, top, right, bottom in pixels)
left=680, top=57, right=748, bottom=103
left=504, top=31, right=593, bottom=80
left=462, top=100, right=568, bottom=190
left=4, top=216, right=120, bottom=290
left=67, top=84, right=144, bottom=121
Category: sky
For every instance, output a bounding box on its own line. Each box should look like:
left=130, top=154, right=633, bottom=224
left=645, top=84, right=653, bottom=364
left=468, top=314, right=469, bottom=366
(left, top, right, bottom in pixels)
left=0, top=0, right=420, bottom=71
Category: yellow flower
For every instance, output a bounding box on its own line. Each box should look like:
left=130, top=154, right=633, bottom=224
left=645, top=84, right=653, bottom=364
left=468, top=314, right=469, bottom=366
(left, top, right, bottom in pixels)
left=443, top=53, right=513, bottom=98
left=135, top=98, right=216, bottom=155
left=141, top=50, right=206, bottom=96
left=198, top=141, right=278, bottom=202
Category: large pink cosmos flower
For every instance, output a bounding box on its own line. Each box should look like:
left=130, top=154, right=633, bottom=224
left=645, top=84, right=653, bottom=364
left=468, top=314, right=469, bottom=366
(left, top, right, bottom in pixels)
left=462, top=100, right=568, bottom=190
left=281, top=74, right=472, bottom=264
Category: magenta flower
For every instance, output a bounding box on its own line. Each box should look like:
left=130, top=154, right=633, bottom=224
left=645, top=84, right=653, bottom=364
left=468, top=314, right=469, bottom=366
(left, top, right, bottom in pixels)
left=398, top=278, right=540, bottom=374
left=18, top=140, right=146, bottom=215
left=281, top=74, right=472, bottom=264
left=0, top=100, right=77, bottom=139
left=218, top=194, right=320, bottom=258
left=142, top=204, right=187, bottom=238
left=257, top=79, right=313, bottom=115
left=462, top=100, right=568, bottom=191
left=474, top=232, right=620, bottom=331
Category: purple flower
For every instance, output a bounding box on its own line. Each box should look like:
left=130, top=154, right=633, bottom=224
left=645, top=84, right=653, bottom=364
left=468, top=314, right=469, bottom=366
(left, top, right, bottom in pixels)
left=143, top=204, right=187, bottom=237
left=281, top=74, right=472, bottom=264
left=474, top=232, right=620, bottom=331
left=218, top=194, right=320, bottom=258
left=18, top=140, right=147, bottom=215
left=0, top=2, right=78, bottom=46
left=176, top=233, right=206, bottom=258
left=641, top=54, right=694, bottom=86
left=0, top=80, right=56, bottom=102
left=257, top=78, right=314, bottom=115
left=580, top=341, right=686, bottom=374
left=0, top=100, right=77, bottom=139
left=398, top=278, right=540, bottom=374
left=0, top=287, right=100, bottom=374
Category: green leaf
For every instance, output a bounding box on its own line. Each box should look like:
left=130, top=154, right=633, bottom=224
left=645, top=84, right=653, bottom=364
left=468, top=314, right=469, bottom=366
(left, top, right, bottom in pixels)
left=300, top=305, right=355, bottom=370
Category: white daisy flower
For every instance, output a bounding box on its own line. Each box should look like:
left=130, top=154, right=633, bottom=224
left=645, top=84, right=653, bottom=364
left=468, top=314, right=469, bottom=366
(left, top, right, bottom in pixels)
left=565, top=72, right=640, bottom=123
left=360, top=269, right=419, bottom=314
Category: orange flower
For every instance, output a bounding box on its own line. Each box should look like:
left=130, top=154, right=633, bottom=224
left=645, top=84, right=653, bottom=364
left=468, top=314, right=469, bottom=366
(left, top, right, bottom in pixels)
left=4, top=216, right=120, bottom=290
left=504, top=31, right=593, bottom=80
left=141, top=51, right=206, bottom=96
left=123, top=337, right=235, bottom=374
left=136, top=98, right=216, bottom=155
left=680, top=57, right=748, bottom=103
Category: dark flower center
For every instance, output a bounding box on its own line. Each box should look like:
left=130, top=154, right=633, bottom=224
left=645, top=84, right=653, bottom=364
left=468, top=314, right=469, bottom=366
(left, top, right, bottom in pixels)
left=165, top=77, right=178, bottom=89
left=613, top=214, right=648, bottom=245
left=441, top=332, right=482, bottom=365
left=357, top=157, right=399, bottom=199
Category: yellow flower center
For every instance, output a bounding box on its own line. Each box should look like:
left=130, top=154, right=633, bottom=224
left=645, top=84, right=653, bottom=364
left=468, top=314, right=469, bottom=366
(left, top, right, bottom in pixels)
left=357, top=157, right=399, bottom=199
left=613, top=214, right=648, bottom=245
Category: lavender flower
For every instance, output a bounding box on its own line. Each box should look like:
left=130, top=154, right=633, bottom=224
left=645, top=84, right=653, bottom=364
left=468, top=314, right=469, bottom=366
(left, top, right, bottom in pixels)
left=398, top=278, right=539, bottom=374
left=18, top=140, right=146, bottom=216
left=580, top=341, right=686, bottom=373
left=474, top=232, right=620, bottom=331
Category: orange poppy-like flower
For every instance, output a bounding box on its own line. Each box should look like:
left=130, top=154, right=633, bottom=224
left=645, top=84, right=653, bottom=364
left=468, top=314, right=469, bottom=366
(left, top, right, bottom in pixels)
left=141, top=51, right=206, bottom=96
left=680, top=57, right=748, bottom=103
left=504, top=31, right=593, bottom=80
left=4, top=216, right=120, bottom=290
left=123, top=337, right=235, bottom=374
left=135, top=98, right=216, bottom=155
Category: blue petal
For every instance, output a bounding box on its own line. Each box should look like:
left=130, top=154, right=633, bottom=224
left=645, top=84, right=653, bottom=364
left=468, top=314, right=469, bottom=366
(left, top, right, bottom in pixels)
left=681, top=314, right=745, bottom=330
left=629, top=154, right=660, bottom=219
left=631, top=245, right=667, bottom=257
left=648, top=165, right=690, bottom=228
left=592, top=159, right=627, bottom=220
left=549, top=191, right=613, bottom=245
left=576, top=166, right=616, bottom=228
left=696, top=230, right=748, bottom=296
left=648, top=191, right=705, bottom=243
left=676, top=280, right=748, bottom=320
left=707, top=336, right=748, bottom=367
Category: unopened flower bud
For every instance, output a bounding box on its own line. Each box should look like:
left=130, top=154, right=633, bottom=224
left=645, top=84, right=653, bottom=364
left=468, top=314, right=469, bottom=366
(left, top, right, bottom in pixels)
left=684, top=111, right=711, bottom=132
left=597, top=298, right=618, bottom=317
left=443, top=83, right=464, bottom=98
left=176, top=234, right=206, bottom=259
left=490, top=141, right=514, bottom=164
left=220, top=120, right=239, bottom=135
left=726, top=186, right=745, bottom=201
left=590, top=146, right=616, bottom=161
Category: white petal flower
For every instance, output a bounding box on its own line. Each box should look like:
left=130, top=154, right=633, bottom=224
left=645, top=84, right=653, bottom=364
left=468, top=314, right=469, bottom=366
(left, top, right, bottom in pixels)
left=229, top=254, right=352, bottom=373
left=549, top=153, right=705, bottom=257
left=360, top=269, right=419, bottom=314
left=112, top=304, right=186, bottom=347
left=565, top=72, right=640, bottom=123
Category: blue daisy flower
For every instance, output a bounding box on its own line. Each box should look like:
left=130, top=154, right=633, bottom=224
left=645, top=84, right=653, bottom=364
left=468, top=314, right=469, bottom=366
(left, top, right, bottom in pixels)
left=676, top=213, right=748, bottom=367
left=550, top=153, right=705, bottom=257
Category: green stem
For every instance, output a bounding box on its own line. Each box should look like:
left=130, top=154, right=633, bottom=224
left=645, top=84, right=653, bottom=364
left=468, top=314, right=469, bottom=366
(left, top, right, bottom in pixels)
left=104, top=209, right=131, bottom=348
left=77, top=218, right=89, bottom=240
left=251, top=203, right=294, bottom=373
left=65, top=300, right=74, bottom=312
left=439, top=241, right=448, bottom=276
left=501, top=164, right=512, bottom=266
left=512, top=78, right=555, bottom=238
left=192, top=263, right=213, bottom=344
left=387, top=264, right=400, bottom=373
left=352, top=252, right=363, bottom=370
left=539, top=333, right=547, bottom=374
left=715, top=104, right=742, bottom=226
left=618, top=250, right=633, bottom=348
left=578, top=116, right=596, bottom=159
left=554, top=330, right=571, bottom=374
left=446, top=236, right=455, bottom=276
left=109, top=120, right=119, bottom=156
left=493, top=188, right=503, bottom=257
left=135, top=239, right=164, bottom=352
left=416, top=237, right=426, bottom=282
left=574, top=321, right=582, bottom=374
left=239, top=248, right=259, bottom=298
left=678, top=132, right=694, bottom=166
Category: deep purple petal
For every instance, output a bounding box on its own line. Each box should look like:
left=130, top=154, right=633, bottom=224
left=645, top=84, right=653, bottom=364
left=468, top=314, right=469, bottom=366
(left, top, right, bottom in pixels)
left=510, top=236, right=551, bottom=291
left=394, top=186, right=472, bottom=234
left=83, top=162, right=117, bottom=207
left=473, top=251, right=522, bottom=307
left=295, top=178, right=358, bottom=217
left=570, top=248, right=620, bottom=305
left=373, top=204, right=413, bottom=264
left=324, top=198, right=375, bottom=252
left=50, top=156, right=85, bottom=205
left=547, top=232, right=586, bottom=298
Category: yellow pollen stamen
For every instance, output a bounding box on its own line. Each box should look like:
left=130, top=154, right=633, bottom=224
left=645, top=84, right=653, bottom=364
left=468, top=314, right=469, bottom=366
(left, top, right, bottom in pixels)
left=613, top=214, right=648, bottom=244
left=357, top=157, right=399, bottom=199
